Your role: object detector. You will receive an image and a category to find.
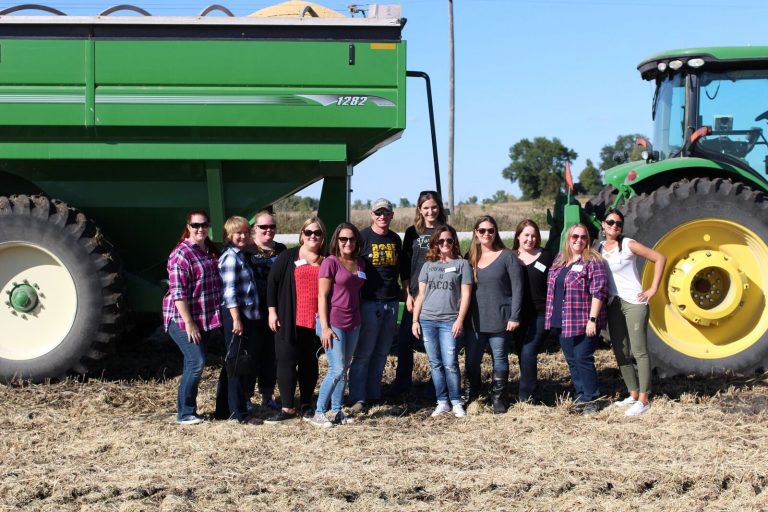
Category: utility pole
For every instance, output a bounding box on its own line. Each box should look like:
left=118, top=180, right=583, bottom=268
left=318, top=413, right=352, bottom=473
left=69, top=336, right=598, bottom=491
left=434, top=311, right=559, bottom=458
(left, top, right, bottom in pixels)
left=447, top=0, right=455, bottom=220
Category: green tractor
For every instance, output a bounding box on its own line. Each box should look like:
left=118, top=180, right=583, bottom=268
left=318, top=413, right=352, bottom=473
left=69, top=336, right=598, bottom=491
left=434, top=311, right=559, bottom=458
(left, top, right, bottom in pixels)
left=0, top=3, right=441, bottom=381
left=579, top=47, right=768, bottom=376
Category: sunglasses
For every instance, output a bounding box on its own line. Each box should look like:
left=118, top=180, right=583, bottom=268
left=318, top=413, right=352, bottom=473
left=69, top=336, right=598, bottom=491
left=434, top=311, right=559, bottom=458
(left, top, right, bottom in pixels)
left=419, top=190, right=440, bottom=200
left=477, top=227, right=495, bottom=235
left=257, top=224, right=277, bottom=230
left=303, top=229, right=323, bottom=238
left=338, top=236, right=356, bottom=244
left=605, top=219, right=624, bottom=228
left=437, top=238, right=455, bottom=246
left=188, top=222, right=209, bottom=229
left=373, top=210, right=393, bottom=217
left=570, top=234, right=588, bottom=241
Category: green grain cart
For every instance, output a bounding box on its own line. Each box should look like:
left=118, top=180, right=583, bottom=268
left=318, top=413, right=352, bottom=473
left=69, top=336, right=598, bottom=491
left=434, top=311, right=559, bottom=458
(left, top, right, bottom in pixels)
left=573, top=47, right=768, bottom=376
left=0, top=3, right=427, bottom=381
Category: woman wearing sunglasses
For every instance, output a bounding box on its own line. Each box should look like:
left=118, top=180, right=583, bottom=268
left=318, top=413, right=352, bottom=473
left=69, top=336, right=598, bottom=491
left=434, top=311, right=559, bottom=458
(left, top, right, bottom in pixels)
left=391, top=190, right=447, bottom=397
left=265, top=216, right=326, bottom=424
left=544, top=223, right=608, bottom=416
left=307, top=223, right=366, bottom=427
left=215, top=215, right=261, bottom=424
left=411, top=225, right=473, bottom=418
left=162, top=210, right=222, bottom=425
left=465, top=215, right=522, bottom=413
left=512, top=219, right=554, bottom=404
left=599, top=208, right=665, bottom=417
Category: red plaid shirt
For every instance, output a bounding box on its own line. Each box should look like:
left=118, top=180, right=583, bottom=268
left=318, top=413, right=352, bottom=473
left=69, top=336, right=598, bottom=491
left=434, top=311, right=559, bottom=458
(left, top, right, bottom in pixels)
left=544, top=258, right=608, bottom=337
left=163, top=240, right=223, bottom=332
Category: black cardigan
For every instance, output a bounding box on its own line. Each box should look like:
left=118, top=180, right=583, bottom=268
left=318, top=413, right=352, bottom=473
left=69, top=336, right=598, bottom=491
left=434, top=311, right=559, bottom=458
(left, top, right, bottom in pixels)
left=266, top=246, right=302, bottom=346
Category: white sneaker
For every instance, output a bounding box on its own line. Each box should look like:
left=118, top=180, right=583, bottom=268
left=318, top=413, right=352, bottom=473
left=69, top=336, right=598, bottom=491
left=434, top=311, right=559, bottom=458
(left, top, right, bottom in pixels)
left=176, top=415, right=204, bottom=425
left=431, top=403, right=451, bottom=417
left=452, top=404, right=466, bottom=418
left=613, top=396, right=639, bottom=407
left=625, top=401, right=650, bottom=416
left=304, top=412, right=333, bottom=428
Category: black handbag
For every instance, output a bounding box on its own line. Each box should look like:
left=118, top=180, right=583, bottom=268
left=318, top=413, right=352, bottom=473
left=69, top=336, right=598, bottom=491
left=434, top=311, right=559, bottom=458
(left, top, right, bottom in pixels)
left=225, top=334, right=253, bottom=377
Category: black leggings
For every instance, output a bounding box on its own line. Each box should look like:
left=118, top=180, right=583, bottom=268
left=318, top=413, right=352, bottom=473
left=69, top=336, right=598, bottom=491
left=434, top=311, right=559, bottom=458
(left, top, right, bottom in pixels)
left=276, top=326, right=320, bottom=409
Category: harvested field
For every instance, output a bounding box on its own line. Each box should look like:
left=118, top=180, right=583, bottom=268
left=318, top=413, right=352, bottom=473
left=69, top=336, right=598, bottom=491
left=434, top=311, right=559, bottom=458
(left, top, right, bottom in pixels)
left=2, top=328, right=767, bottom=511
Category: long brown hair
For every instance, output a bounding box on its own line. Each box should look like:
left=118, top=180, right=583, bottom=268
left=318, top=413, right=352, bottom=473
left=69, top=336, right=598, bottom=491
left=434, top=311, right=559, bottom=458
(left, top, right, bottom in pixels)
left=467, top=215, right=506, bottom=280
left=413, top=191, right=447, bottom=233
left=425, top=225, right=461, bottom=262
left=177, top=209, right=219, bottom=257
left=553, top=223, right=601, bottom=268
left=512, top=219, right=542, bottom=251
left=328, top=222, right=362, bottom=258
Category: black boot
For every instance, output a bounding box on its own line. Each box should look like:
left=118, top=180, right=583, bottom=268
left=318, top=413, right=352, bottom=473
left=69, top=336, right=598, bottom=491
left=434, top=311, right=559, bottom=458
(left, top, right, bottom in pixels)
left=464, top=372, right=481, bottom=404
left=491, top=370, right=508, bottom=414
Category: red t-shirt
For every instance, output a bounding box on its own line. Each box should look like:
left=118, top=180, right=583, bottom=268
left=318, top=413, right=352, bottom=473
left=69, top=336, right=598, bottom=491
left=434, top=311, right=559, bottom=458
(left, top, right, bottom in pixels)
left=294, top=262, right=320, bottom=329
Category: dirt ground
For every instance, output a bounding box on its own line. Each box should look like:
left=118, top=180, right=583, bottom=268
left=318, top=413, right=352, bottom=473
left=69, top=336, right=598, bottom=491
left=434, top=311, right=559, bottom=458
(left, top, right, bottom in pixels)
left=2, top=329, right=767, bottom=512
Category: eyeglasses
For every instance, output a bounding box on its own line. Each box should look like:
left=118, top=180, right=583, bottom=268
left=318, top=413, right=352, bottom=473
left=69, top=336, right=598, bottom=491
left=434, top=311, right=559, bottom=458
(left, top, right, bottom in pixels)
left=338, top=236, right=355, bottom=244
left=477, top=228, right=495, bottom=235
left=373, top=210, right=393, bottom=217
left=188, top=222, right=209, bottom=230
left=570, top=234, right=588, bottom=241
left=303, top=229, right=323, bottom=238
left=257, top=224, right=277, bottom=230
left=437, top=238, right=454, bottom=246
left=605, top=219, right=624, bottom=228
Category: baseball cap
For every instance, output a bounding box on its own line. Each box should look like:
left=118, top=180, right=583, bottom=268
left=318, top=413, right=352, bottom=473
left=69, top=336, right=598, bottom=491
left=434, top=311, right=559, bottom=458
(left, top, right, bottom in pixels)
left=371, top=198, right=394, bottom=212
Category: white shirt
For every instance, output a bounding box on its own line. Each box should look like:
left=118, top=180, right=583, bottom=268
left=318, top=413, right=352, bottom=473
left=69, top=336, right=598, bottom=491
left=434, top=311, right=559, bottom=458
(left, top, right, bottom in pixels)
left=600, top=237, right=644, bottom=304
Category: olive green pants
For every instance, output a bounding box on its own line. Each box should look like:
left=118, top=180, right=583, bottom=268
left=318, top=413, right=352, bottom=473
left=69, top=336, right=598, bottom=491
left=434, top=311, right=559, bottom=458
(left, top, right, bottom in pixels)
left=607, top=297, right=651, bottom=394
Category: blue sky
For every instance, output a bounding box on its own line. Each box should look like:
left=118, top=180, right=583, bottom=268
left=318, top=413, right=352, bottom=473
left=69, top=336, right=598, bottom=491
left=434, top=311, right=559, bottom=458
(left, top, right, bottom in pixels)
left=2, top=0, right=766, bottom=203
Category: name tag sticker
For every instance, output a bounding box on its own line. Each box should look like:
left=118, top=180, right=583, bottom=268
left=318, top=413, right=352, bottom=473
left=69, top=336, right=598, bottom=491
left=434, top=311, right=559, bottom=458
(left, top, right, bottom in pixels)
left=571, top=264, right=584, bottom=272
left=357, top=271, right=367, bottom=280
left=534, top=261, right=547, bottom=273
left=294, top=259, right=308, bottom=267
left=445, top=267, right=457, bottom=273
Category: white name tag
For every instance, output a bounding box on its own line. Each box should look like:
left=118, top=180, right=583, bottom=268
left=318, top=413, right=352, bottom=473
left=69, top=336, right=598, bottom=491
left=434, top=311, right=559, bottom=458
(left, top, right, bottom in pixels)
left=294, top=259, right=308, bottom=267
left=445, top=266, right=457, bottom=273
left=571, top=264, right=584, bottom=272
left=357, top=271, right=367, bottom=280
left=534, top=261, right=547, bottom=273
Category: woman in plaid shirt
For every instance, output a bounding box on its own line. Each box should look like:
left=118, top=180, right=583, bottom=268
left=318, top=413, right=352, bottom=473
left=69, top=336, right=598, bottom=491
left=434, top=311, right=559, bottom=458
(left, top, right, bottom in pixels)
left=544, top=223, right=608, bottom=416
left=162, top=210, right=223, bottom=425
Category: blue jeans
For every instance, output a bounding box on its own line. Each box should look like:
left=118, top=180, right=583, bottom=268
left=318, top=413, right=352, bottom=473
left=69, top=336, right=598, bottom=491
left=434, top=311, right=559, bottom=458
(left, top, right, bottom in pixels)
left=168, top=321, right=213, bottom=420
left=391, top=308, right=416, bottom=394
left=421, top=319, right=462, bottom=404
left=514, top=314, right=546, bottom=401
left=465, top=330, right=509, bottom=390
left=559, top=333, right=599, bottom=402
left=349, top=300, right=398, bottom=404
left=316, top=323, right=361, bottom=414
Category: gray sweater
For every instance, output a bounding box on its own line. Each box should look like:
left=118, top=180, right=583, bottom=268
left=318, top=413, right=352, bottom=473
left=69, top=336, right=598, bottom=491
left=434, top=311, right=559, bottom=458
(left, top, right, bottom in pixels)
left=469, top=249, right=523, bottom=333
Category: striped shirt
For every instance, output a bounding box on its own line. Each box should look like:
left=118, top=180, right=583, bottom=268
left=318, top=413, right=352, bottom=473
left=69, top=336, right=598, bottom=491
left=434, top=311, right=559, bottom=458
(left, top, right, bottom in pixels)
left=163, top=239, right=223, bottom=332
left=544, top=258, right=608, bottom=338
left=219, top=245, right=260, bottom=320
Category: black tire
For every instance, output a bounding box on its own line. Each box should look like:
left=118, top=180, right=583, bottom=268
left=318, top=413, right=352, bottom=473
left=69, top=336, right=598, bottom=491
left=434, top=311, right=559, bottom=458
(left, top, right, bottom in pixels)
left=622, top=177, right=768, bottom=377
left=0, top=195, right=124, bottom=382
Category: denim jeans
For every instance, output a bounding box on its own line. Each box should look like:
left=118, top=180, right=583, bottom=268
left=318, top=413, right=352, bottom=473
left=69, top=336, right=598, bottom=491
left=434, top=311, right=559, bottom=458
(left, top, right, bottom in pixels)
left=349, top=300, right=398, bottom=404
left=168, top=320, right=213, bottom=420
left=391, top=308, right=416, bottom=394
left=559, top=332, right=599, bottom=402
left=316, top=322, right=361, bottom=414
left=465, top=330, right=509, bottom=389
left=514, top=314, right=546, bottom=401
left=421, top=319, right=462, bottom=404
left=215, top=307, right=255, bottom=421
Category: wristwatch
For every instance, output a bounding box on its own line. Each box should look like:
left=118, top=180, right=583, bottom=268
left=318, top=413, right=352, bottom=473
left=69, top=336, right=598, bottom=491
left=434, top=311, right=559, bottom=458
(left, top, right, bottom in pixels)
left=588, top=316, right=597, bottom=323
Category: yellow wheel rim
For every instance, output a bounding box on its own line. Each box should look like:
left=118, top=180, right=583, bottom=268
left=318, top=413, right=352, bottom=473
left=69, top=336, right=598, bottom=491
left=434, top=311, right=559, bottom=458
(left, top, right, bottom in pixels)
left=0, top=242, right=78, bottom=360
left=643, top=219, right=768, bottom=359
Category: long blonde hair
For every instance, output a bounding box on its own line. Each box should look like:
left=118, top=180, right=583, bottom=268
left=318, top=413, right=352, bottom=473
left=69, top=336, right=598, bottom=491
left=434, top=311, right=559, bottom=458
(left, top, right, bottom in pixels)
left=553, top=223, right=602, bottom=268
left=467, top=215, right=506, bottom=281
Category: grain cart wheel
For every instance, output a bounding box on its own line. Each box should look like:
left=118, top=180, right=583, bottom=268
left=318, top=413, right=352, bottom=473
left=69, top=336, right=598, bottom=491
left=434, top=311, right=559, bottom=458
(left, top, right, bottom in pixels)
left=622, top=178, right=768, bottom=376
left=0, top=195, right=124, bottom=382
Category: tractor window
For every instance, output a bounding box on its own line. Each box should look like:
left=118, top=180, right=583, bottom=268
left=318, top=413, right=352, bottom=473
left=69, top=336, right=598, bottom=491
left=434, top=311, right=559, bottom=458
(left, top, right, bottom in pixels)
left=697, top=70, right=768, bottom=174
left=653, top=75, right=685, bottom=160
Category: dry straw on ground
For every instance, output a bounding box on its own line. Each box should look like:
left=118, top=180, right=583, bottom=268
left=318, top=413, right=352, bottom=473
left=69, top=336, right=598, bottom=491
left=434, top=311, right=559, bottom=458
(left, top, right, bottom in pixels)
left=2, top=330, right=767, bottom=511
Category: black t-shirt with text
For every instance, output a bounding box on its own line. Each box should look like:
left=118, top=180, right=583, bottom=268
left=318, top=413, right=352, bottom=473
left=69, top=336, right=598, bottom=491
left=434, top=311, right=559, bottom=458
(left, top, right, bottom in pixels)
left=359, top=227, right=402, bottom=301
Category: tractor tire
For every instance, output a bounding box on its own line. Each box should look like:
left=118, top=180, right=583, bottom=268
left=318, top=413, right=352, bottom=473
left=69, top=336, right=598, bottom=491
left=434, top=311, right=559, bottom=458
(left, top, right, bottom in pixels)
left=584, top=185, right=618, bottom=222
left=622, top=177, right=768, bottom=377
left=0, top=195, right=124, bottom=382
